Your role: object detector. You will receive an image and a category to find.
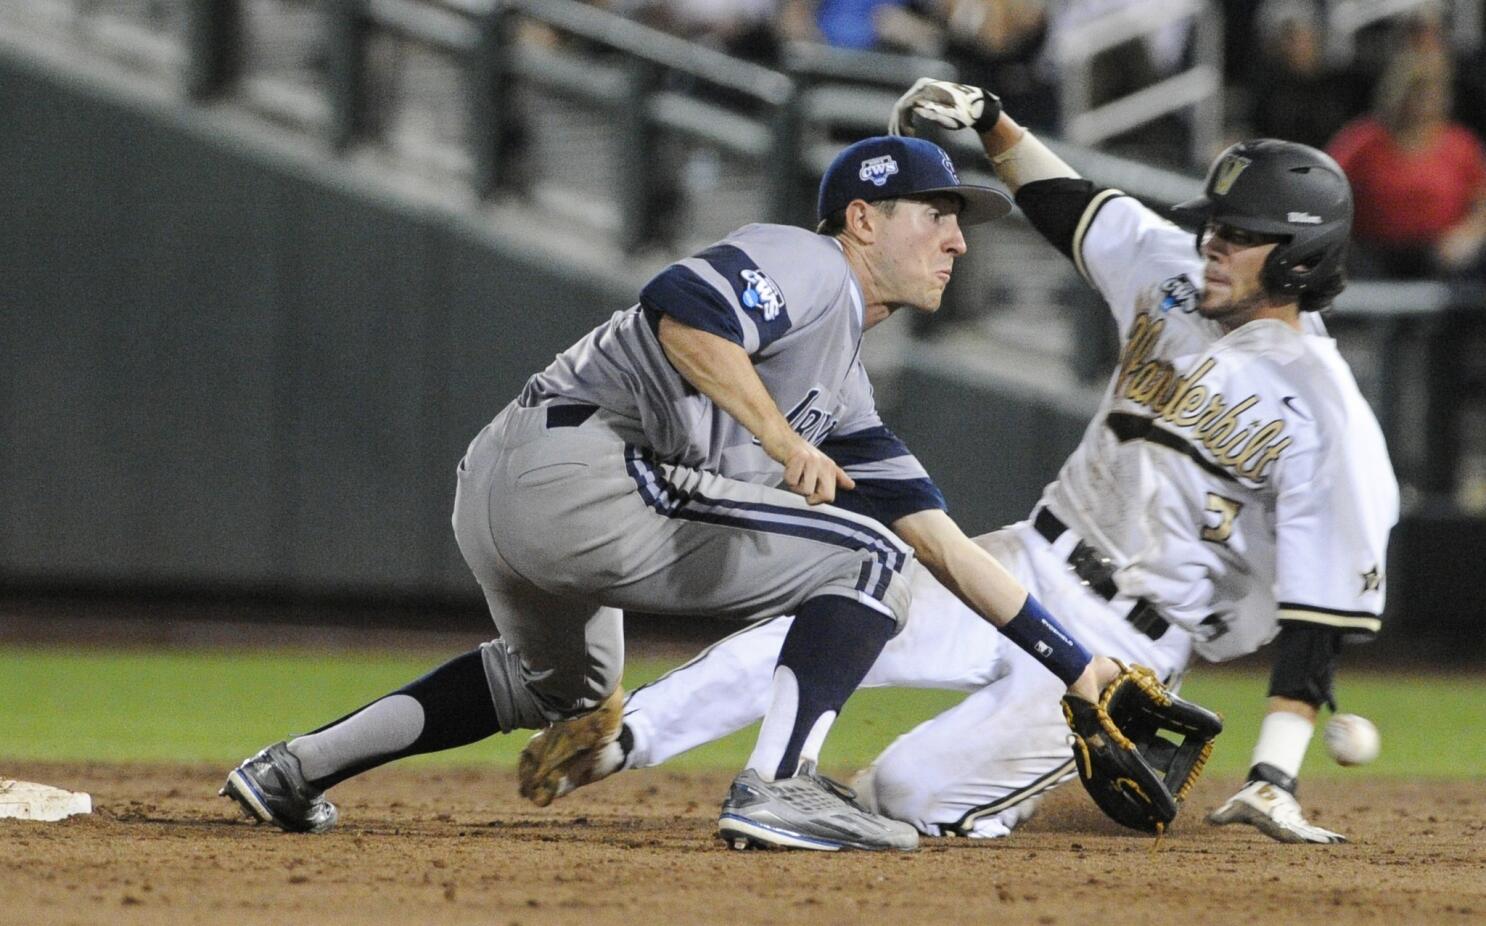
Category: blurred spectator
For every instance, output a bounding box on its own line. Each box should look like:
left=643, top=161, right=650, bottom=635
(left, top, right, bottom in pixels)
left=1391, top=6, right=1486, bottom=144
left=790, top=0, right=948, bottom=55
left=1039, top=0, right=1195, bottom=163
left=1247, top=1, right=1363, bottom=149
left=1328, top=52, right=1486, bottom=279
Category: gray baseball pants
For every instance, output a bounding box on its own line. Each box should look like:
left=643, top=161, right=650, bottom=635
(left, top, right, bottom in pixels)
left=451, top=401, right=915, bottom=731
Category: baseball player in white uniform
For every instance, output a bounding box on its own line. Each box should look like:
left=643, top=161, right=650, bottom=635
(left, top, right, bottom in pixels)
left=525, top=82, right=1399, bottom=843
left=221, top=134, right=1142, bottom=852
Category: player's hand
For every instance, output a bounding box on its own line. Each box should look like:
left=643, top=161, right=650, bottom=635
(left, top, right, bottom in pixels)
left=1064, top=654, right=1120, bottom=703
left=888, top=78, right=1003, bottom=137
left=1207, top=780, right=1347, bottom=843
left=779, top=437, right=854, bottom=506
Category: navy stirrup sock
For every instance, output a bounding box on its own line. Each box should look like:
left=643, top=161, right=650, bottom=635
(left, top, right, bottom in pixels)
left=770, top=596, right=896, bottom=780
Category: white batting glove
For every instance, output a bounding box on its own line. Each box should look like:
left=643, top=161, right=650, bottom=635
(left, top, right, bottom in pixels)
left=888, top=78, right=1003, bottom=137
left=1207, top=781, right=1347, bottom=844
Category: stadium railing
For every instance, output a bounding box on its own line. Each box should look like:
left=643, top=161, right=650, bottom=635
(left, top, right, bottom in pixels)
left=1047, top=0, right=1224, bottom=166
left=2, top=0, right=1480, bottom=507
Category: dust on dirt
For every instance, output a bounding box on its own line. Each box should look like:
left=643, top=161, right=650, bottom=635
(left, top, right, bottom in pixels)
left=5, top=762, right=1483, bottom=926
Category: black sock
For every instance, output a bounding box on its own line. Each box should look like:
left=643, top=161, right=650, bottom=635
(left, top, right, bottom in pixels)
left=299, top=647, right=500, bottom=790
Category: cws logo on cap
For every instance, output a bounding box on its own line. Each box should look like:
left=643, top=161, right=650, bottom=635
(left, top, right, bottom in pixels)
left=859, top=155, right=900, bottom=187
left=817, top=135, right=1012, bottom=227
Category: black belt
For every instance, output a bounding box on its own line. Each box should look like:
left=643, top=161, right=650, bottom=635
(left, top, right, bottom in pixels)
left=545, top=403, right=598, bottom=428
left=1032, top=507, right=1170, bottom=641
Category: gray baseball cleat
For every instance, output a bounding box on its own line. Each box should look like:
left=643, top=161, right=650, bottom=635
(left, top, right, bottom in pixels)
left=220, top=741, right=339, bottom=834
left=718, top=764, right=919, bottom=852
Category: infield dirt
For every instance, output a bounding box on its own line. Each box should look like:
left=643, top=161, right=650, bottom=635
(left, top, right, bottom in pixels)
left=5, top=762, right=1482, bottom=926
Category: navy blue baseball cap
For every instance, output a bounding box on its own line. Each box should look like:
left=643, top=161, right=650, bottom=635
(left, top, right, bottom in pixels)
left=817, top=135, right=1012, bottom=226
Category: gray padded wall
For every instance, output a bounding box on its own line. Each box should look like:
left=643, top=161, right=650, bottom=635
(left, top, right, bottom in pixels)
left=0, top=52, right=1090, bottom=599
left=883, top=370, right=1087, bottom=533
left=0, top=57, right=626, bottom=596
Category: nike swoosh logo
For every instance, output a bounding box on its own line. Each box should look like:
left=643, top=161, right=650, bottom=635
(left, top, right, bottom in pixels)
left=1281, top=396, right=1310, bottom=418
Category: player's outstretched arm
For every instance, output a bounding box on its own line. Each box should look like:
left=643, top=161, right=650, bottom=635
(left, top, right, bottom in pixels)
left=891, top=508, right=1117, bottom=701
left=888, top=78, right=1081, bottom=194
left=657, top=316, right=853, bottom=505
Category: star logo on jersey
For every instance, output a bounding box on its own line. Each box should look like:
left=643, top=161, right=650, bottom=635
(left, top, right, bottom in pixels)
left=739, top=268, right=784, bottom=321
left=859, top=155, right=900, bottom=187
left=1361, top=565, right=1382, bottom=593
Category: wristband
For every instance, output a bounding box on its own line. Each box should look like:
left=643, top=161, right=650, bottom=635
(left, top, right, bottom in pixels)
left=1001, top=595, right=1093, bottom=686
left=989, top=131, right=1081, bottom=189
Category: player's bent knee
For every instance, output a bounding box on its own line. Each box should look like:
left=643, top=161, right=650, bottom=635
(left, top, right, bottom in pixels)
left=524, top=667, right=619, bottom=723
left=862, top=751, right=1043, bottom=839
left=814, top=548, right=916, bottom=634
left=478, top=640, right=615, bottom=730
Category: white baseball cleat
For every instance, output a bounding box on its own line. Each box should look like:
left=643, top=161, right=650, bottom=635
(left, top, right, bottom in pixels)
left=220, top=741, right=338, bottom=834
left=1207, top=780, right=1346, bottom=844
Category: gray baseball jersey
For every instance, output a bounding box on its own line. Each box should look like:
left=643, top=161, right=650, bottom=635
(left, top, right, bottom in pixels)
left=452, top=223, right=945, bottom=720
left=518, top=222, right=945, bottom=523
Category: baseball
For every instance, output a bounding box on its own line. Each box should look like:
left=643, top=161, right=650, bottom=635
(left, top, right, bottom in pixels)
left=1324, top=713, right=1380, bottom=766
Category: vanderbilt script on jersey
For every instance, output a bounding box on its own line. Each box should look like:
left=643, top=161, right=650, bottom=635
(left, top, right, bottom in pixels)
left=1116, top=314, right=1291, bottom=484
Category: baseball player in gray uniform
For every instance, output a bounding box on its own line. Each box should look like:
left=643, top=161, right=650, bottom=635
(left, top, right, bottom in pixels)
left=521, top=83, right=1399, bottom=844
left=221, top=134, right=1131, bottom=852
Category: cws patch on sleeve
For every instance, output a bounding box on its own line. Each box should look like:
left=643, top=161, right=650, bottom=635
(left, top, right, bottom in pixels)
left=640, top=244, right=793, bottom=353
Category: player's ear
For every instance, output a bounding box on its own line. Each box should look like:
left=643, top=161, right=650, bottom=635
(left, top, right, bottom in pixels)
left=842, top=200, right=878, bottom=243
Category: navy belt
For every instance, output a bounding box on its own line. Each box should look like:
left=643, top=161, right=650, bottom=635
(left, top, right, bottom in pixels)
left=1032, top=508, right=1170, bottom=642
left=545, top=403, right=598, bottom=428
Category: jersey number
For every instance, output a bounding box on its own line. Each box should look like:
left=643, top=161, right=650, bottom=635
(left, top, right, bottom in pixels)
left=1201, top=493, right=1243, bottom=544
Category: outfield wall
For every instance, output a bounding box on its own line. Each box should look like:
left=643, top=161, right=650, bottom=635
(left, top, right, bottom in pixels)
left=0, top=50, right=1087, bottom=601
left=0, top=53, right=631, bottom=597
left=4, top=47, right=1481, bottom=663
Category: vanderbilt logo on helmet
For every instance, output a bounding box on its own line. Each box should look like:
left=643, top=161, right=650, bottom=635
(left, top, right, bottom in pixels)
left=1212, top=155, right=1252, bottom=195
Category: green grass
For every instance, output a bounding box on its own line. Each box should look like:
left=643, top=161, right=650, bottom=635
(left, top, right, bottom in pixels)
left=2, top=646, right=1481, bottom=779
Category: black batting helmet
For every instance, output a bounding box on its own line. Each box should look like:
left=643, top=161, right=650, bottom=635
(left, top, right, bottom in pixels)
left=1172, top=139, right=1353, bottom=310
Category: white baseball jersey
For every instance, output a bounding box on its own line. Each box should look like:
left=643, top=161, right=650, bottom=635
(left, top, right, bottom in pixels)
left=1042, top=191, right=1399, bottom=660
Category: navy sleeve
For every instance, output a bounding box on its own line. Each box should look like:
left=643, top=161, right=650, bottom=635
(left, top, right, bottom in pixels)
left=639, top=264, right=746, bottom=346
left=821, top=425, right=948, bottom=525
left=639, top=243, right=795, bottom=353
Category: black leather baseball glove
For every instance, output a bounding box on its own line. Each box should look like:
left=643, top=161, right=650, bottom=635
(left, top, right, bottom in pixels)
left=1061, top=661, right=1223, bottom=834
